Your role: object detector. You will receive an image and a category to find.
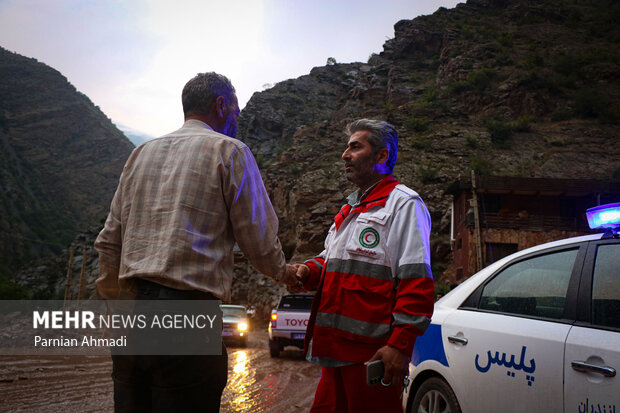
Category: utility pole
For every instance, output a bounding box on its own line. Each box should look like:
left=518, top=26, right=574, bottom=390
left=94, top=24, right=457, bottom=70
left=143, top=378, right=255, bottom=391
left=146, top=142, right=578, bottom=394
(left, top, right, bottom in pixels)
left=64, top=246, right=75, bottom=305
left=77, top=245, right=87, bottom=301
left=471, top=170, right=484, bottom=273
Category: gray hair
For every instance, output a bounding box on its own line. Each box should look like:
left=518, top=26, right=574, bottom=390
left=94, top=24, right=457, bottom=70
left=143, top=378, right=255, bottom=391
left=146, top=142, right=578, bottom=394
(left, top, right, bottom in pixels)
left=182, top=72, right=236, bottom=117
left=346, top=119, right=398, bottom=173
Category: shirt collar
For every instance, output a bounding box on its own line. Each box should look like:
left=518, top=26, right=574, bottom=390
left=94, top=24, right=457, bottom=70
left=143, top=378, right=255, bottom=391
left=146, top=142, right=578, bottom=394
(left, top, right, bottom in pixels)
left=346, top=175, right=397, bottom=207
left=183, top=119, right=214, bottom=131
left=347, top=181, right=379, bottom=206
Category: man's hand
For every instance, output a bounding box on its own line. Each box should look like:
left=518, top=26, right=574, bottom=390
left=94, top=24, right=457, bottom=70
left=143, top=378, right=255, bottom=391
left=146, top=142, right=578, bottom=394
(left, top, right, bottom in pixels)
left=294, top=264, right=310, bottom=285
left=280, top=264, right=298, bottom=285
left=281, top=264, right=305, bottom=293
left=283, top=263, right=311, bottom=293
left=366, top=345, right=410, bottom=387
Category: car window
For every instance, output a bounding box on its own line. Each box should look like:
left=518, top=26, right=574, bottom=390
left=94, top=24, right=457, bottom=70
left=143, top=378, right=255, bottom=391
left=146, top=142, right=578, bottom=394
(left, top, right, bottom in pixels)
left=221, top=307, right=246, bottom=317
left=278, top=295, right=313, bottom=310
left=591, top=244, right=620, bottom=329
left=479, top=249, right=578, bottom=319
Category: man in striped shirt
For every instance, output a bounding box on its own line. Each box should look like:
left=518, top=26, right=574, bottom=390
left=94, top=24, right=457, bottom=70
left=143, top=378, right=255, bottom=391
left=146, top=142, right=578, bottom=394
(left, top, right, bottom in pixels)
left=294, top=119, right=435, bottom=412
left=95, top=72, right=298, bottom=412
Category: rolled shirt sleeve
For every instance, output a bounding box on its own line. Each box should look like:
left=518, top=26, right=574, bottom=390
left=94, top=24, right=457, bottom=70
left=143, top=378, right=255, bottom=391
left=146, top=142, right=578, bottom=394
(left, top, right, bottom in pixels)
left=225, top=145, right=286, bottom=281
left=94, top=172, right=124, bottom=300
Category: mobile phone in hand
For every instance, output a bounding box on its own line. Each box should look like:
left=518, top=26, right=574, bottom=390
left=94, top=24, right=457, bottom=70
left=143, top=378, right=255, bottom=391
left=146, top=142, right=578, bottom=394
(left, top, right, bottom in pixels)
left=366, top=360, right=384, bottom=386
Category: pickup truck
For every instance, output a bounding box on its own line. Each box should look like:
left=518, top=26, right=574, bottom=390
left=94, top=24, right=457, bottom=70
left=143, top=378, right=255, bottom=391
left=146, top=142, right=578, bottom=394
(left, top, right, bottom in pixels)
left=220, top=304, right=250, bottom=347
left=267, top=294, right=313, bottom=357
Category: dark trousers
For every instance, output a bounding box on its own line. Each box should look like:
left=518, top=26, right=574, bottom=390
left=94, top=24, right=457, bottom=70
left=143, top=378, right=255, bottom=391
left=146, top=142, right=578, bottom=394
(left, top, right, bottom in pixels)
left=111, top=279, right=228, bottom=413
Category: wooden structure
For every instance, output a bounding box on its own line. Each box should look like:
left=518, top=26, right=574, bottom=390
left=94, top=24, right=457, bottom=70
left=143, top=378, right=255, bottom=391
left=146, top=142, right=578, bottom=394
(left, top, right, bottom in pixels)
left=446, top=175, right=620, bottom=285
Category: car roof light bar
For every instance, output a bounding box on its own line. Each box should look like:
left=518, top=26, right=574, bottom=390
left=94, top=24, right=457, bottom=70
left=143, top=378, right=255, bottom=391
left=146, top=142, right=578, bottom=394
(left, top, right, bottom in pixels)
left=586, top=203, right=620, bottom=236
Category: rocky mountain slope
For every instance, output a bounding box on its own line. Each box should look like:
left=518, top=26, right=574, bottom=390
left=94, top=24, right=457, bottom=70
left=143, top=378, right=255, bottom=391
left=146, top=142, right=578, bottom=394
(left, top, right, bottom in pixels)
left=237, top=0, right=619, bottom=282
left=0, top=47, right=134, bottom=282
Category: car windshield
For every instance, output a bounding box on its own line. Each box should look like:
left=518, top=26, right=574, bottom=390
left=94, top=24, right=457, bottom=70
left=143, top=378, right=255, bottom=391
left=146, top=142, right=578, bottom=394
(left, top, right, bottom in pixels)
left=278, top=295, right=313, bottom=310
left=221, top=306, right=246, bottom=317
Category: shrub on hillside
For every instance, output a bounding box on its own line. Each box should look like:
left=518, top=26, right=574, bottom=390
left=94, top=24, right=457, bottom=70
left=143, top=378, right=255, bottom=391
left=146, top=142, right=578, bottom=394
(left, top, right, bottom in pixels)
left=552, top=53, right=583, bottom=78
left=450, top=68, right=496, bottom=94
left=574, top=89, right=618, bottom=121
left=468, top=68, right=495, bottom=91
left=416, top=162, right=440, bottom=184
left=465, top=135, right=479, bottom=148
left=518, top=72, right=563, bottom=94
left=513, top=116, right=532, bottom=132
left=405, top=117, right=429, bottom=132
left=485, top=119, right=514, bottom=147
left=408, top=135, right=433, bottom=150
left=470, top=153, right=494, bottom=175
left=0, top=275, right=31, bottom=299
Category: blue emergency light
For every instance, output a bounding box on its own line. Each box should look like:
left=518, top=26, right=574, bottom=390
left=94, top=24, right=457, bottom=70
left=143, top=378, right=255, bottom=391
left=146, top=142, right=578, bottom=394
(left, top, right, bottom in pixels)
left=586, top=203, right=620, bottom=230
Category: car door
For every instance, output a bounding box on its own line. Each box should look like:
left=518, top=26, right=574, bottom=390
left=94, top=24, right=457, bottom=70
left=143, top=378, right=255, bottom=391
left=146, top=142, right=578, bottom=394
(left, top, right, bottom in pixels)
left=565, top=239, right=620, bottom=413
left=442, top=245, right=586, bottom=413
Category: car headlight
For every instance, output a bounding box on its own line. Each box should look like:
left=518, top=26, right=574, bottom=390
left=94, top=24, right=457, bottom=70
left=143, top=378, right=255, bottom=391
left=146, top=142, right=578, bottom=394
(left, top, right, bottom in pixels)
left=237, top=322, right=248, bottom=332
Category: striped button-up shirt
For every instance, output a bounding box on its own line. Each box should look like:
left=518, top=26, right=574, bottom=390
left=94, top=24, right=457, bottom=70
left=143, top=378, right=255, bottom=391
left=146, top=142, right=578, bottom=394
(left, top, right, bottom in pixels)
left=94, top=120, right=286, bottom=301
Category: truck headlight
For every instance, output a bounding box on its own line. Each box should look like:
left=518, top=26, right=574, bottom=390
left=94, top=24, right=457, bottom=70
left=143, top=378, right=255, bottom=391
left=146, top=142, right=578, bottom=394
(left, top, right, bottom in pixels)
left=237, top=322, right=248, bottom=332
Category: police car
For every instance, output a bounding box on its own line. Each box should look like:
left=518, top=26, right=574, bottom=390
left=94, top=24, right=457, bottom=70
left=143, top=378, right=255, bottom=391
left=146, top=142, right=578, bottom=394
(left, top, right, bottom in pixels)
left=403, top=203, right=620, bottom=413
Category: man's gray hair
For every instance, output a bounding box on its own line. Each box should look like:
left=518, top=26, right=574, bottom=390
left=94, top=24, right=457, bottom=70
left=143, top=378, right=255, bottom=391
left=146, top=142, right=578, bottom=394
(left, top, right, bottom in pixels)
left=346, top=119, right=398, bottom=173
left=182, top=72, right=236, bottom=117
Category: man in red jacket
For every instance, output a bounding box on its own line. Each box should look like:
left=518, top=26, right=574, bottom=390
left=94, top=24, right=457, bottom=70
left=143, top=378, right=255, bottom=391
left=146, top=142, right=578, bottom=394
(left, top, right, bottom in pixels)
left=294, top=119, right=435, bottom=412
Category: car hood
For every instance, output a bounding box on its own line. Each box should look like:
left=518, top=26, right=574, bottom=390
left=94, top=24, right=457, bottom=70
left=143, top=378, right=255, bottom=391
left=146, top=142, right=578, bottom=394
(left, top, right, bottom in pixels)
left=222, top=316, right=247, bottom=323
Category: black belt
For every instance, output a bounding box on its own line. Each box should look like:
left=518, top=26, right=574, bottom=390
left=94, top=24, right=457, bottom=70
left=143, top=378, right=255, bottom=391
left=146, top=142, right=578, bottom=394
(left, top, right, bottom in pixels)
left=134, top=278, right=218, bottom=301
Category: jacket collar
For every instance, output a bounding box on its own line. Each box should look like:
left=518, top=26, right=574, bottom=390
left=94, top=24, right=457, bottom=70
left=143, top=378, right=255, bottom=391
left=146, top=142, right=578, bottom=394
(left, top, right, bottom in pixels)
left=349, top=175, right=398, bottom=210
left=334, top=175, right=399, bottom=230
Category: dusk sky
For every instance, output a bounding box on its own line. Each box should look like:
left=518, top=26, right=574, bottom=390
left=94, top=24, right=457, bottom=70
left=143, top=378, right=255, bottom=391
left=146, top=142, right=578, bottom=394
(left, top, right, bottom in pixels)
left=0, top=0, right=461, bottom=137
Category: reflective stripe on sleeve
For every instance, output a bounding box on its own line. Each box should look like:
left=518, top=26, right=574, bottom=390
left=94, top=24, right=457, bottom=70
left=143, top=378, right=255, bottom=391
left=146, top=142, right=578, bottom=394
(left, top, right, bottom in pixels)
left=326, top=258, right=392, bottom=281
left=396, top=263, right=432, bottom=280
left=308, top=259, right=324, bottom=274
left=392, top=313, right=431, bottom=333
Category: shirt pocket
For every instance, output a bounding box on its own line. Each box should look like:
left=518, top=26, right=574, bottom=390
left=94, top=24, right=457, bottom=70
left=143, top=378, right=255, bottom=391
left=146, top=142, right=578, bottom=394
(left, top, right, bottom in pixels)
left=345, top=211, right=391, bottom=261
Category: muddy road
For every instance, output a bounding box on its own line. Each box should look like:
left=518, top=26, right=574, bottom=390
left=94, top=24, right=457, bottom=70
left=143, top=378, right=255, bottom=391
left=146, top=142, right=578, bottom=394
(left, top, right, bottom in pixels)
left=0, top=331, right=321, bottom=412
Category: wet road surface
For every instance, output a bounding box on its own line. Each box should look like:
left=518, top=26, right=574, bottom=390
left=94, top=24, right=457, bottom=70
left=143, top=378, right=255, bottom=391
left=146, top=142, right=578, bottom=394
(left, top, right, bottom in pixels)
left=0, top=331, right=321, bottom=412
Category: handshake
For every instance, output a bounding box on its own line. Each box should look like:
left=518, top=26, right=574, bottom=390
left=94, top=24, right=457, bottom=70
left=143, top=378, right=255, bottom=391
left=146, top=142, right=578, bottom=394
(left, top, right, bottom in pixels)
left=279, top=263, right=310, bottom=293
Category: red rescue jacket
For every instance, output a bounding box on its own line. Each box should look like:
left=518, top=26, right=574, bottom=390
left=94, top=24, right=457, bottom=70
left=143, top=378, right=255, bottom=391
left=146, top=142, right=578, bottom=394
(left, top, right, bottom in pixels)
left=303, top=176, right=435, bottom=363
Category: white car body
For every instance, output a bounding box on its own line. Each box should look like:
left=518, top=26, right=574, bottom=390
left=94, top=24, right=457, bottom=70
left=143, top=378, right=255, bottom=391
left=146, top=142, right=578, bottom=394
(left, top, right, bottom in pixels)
left=403, top=232, right=620, bottom=413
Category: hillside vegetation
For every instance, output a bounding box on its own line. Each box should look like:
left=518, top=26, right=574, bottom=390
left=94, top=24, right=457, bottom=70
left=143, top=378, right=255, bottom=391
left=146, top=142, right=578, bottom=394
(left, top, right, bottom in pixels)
left=237, top=0, right=619, bottom=280
left=0, top=47, right=133, bottom=289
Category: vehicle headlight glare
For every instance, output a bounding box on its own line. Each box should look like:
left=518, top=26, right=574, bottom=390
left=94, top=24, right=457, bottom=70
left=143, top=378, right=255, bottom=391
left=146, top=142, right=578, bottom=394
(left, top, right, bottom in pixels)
left=237, top=322, right=248, bottom=331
